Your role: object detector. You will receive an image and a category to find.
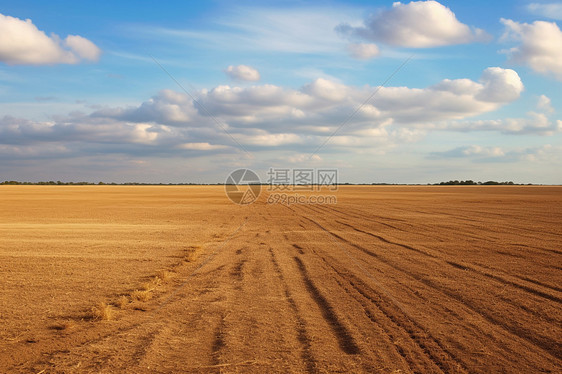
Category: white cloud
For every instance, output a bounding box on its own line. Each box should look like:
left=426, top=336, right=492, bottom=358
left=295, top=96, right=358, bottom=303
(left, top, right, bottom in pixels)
left=64, top=35, right=101, bottom=61
left=93, top=89, right=197, bottom=125
left=130, top=124, right=160, bottom=144
left=347, top=43, right=380, bottom=59
left=439, top=95, right=560, bottom=135
left=0, top=13, right=101, bottom=65
left=239, top=132, right=302, bottom=146
left=501, top=18, right=562, bottom=80
left=461, top=145, right=505, bottom=157
left=475, top=67, right=524, bottom=102
left=195, top=67, right=523, bottom=131
left=527, top=3, right=562, bottom=20
left=0, top=115, right=173, bottom=146
left=225, top=65, right=261, bottom=81
left=537, top=94, right=554, bottom=114
left=302, top=78, right=350, bottom=102
left=0, top=67, right=539, bottom=162
left=178, top=142, right=229, bottom=151
left=336, top=1, right=488, bottom=48
left=367, top=67, right=523, bottom=124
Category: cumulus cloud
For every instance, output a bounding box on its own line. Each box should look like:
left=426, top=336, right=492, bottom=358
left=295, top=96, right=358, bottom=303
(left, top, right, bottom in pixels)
left=501, top=18, right=562, bottom=80
left=225, top=65, right=261, bottom=81
left=64, top=35, right=101, bottom=61
left=527, top=3, right=562, bottom=20
left=0, top=13, right=101, bottom=65
left=475, top=67, right=524, bottom=102
left=336, top=1, right=488, bottom=48
left=347, top=43, right=380, bottom=59
left=537, top=94, right=554, bottom=114
left=158, top=67, right=522, bottom=131
left=0, top=115, right=168, bottom=146
left=367, top=67, right=523, bottom=124
left=92, top=89, right=198, bottom=125
left=302, top=78, right=350, bottom=102
left=0, top=67, right=537, bottom=161
left=439, top=94, right=560, bottom=135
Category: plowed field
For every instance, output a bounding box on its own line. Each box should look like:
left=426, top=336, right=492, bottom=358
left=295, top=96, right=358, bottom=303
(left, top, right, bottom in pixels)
left=0, top=186, right=560, bottom=373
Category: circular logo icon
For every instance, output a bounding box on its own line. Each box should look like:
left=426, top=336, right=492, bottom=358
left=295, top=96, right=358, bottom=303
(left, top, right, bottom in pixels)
left=225, top=169, right=261, bottom=205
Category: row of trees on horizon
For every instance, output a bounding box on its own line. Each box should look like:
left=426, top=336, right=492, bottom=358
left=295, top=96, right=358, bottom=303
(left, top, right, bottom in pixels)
left=1, top=180, right=530, bottom=186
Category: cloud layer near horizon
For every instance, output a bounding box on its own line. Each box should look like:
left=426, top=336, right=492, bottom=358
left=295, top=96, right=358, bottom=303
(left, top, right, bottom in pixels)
left=2, top=66, right=556, bottom=162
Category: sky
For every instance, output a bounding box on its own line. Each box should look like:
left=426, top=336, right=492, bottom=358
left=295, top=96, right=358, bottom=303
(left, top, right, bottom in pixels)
left=0, top=0, right=561, bottom=184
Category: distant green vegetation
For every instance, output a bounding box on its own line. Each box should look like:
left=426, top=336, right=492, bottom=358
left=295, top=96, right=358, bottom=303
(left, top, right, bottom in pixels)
left=434, top=180, right=519, bottom=185
left=1, top=181, right=96, bottom=185
left=0, top=180, right=532, bottom=186
left=0, top=181, right=202, bottom=185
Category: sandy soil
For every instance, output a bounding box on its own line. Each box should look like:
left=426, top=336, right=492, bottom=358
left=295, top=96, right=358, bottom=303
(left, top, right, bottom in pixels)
left=0, top=186, right=560, bottom=373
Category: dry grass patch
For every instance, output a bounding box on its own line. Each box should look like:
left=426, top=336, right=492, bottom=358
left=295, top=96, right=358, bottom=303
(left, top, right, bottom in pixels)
left=131, top=273, right=169, bottom=304
left=157, top=269, right=173, bottom=281
left=141, top=277, right=161, bottom=291
left=116, top=295, right=130, bottom=309
left=131, top=289, right=152, bottom=302
left=90, top=302, right=114, bottom=321
left=184, top=245, right=201, bottom=262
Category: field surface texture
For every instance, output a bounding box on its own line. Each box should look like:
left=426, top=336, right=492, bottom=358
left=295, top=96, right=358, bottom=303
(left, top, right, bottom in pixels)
left=0, top=186, right=560, bottom=373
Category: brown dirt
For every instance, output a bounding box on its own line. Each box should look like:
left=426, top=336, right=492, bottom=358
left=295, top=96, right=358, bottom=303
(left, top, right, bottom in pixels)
left=0, top=186, right=560, bottom=373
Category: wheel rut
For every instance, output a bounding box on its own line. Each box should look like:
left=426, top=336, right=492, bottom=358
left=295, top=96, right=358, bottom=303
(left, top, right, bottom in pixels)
left=293, top=256, right=360, bottom=355
left=268, top=247, right=317, bottom=373
left=297, top=210, right=562, bottom=364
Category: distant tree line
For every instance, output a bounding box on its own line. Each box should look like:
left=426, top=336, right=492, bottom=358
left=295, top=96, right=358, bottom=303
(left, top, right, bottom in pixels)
left=1, top=180, right=532, bottom=186
left=1, top=181, right=97, bottom=185
left=0, top=181, right=206, bottom=185
left=434, top=180, right=520, bottom=185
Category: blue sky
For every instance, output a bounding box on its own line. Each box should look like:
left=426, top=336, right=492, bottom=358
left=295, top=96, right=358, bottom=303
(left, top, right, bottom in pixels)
left=0, top=0, right=561, bottom=183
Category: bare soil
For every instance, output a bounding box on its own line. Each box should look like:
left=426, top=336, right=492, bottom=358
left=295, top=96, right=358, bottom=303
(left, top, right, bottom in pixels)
left=0, top=186, right=560, bottom=373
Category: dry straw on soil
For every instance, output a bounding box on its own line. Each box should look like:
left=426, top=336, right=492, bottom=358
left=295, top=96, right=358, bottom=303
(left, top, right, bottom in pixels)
left=131, top=289, right=152, bottom=302
left=116, top=295, right=130, bottom=309
left=184, top=245, right=201, bottom=262
left=157, top=269, right=173, bottom=281
left=90, top=302, right=114, bottom=321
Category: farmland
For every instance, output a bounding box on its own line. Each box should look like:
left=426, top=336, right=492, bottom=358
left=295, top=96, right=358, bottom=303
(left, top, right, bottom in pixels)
left=0, top=186, right=560, bottom=373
